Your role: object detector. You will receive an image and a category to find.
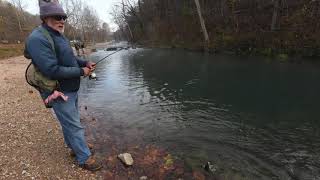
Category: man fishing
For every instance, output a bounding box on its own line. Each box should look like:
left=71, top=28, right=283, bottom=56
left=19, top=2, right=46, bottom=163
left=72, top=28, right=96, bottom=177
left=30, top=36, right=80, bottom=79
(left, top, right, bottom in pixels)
left=25, top=0, right=102, bottom=171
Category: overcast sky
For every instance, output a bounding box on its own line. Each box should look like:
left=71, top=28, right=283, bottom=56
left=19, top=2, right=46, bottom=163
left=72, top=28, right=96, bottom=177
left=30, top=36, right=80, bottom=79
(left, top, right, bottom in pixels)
left=12, top=0, right=122, bottom=31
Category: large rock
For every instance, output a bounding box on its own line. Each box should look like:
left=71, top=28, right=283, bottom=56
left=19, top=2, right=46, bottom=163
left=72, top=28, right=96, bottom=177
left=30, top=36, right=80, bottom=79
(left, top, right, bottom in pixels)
left=118, top=153, right=134, bottom=166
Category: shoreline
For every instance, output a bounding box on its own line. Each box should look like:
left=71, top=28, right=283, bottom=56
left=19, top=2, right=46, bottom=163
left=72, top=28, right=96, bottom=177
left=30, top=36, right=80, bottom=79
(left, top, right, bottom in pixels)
left=130, top=41, right=320, bottom=62
left=0, top=56, right=101, bottom=179
left=0, top=55, right=196, bottom=179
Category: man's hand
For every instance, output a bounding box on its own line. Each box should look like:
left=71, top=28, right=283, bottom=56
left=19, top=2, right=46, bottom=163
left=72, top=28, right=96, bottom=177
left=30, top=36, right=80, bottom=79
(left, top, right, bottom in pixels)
left=82, top=67, right=92, bottom=77
left=86, top=62, right=96, bottom=70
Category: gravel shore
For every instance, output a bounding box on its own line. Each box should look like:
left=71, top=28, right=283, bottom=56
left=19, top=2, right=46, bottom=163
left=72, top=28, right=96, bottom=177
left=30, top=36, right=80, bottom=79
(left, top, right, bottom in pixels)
left=0, top=56, right=102, bottom=179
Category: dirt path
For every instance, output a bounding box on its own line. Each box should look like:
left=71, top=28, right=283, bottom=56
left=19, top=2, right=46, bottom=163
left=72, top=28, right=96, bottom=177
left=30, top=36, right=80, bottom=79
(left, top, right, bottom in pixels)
left=0, top=56, right=101, bottom=179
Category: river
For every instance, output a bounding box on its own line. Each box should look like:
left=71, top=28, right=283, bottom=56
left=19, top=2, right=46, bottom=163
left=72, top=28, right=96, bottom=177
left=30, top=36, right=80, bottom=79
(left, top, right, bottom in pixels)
left=79, top=47, right=320, bottom=180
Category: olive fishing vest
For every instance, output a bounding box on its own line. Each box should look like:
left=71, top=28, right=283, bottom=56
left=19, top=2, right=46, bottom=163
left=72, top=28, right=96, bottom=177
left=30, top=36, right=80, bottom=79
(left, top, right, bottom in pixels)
left=24, top=26, right=59, bottom=92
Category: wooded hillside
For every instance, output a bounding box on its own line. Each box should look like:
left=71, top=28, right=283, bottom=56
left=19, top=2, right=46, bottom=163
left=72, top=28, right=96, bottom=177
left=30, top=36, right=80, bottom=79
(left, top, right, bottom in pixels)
left=0, top=0, right=39, bottom=43
left=113, top=0, right=320, bottom=57
left=0, top=0, right=110, bottom=44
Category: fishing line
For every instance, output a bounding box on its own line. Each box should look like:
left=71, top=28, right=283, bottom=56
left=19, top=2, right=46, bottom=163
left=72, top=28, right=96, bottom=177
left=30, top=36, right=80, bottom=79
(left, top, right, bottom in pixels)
left=95, top=48, right=124, bottom=65
left=89, top=48, right=125, bottom=80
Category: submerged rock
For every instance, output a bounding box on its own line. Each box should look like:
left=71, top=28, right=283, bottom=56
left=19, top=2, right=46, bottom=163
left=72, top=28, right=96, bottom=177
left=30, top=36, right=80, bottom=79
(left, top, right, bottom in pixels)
left=203, top=161, right=217, bottom=174
left=153, top=91, right=160, bottom=94
left=118, top=153, right=134, bottom=166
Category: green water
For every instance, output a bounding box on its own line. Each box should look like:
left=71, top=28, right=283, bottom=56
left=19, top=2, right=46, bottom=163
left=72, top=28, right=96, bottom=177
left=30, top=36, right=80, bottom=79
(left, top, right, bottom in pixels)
left=80, top=48, right=320, bottom=179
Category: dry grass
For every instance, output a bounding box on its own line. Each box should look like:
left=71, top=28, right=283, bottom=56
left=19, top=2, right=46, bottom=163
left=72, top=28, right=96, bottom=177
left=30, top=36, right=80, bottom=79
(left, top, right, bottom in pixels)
left=0, top=44, right=24, bottom=60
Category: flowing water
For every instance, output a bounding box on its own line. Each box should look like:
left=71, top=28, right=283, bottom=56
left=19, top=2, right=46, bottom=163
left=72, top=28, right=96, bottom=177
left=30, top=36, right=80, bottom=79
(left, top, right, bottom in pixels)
left=79, top=48, right=320, bottom=179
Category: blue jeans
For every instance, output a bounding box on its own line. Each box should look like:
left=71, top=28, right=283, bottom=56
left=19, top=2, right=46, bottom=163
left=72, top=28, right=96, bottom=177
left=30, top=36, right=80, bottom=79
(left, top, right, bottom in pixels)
left=44, top=91, right=91, bottom=164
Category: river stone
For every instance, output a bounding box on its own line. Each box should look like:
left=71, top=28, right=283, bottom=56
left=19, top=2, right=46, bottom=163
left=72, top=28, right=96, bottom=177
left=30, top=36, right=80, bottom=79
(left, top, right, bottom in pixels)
left=140, top=176, right=148, bottom=180
left=118, top=153, right=134, bottom=166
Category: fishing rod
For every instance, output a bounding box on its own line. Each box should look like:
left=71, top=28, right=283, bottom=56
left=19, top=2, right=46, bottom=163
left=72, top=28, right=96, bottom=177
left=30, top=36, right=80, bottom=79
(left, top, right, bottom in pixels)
left=96, top=48, right=124, bottom=65
left=89, top=47, right=124, bottom=80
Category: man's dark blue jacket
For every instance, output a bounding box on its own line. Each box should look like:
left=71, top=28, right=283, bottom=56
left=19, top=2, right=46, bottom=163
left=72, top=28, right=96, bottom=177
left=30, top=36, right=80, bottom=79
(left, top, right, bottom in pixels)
left=26, top=24, right=87, bottom=92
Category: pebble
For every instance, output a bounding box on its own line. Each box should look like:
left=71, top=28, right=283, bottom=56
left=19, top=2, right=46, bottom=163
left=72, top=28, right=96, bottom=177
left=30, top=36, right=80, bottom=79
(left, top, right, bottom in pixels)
left=118, top=153, right=134, bottom=166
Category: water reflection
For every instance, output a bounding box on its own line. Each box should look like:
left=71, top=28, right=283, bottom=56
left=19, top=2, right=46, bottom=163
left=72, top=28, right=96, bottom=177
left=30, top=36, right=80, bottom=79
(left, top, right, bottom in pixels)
left=80, top=48, right=320, bottom=179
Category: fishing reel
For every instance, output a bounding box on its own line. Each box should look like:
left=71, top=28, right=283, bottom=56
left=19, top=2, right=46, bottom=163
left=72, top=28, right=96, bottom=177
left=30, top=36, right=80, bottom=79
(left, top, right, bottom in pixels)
left=87, top=47, right=125, bottom=81
left=89, top=72, right=97, bottom=80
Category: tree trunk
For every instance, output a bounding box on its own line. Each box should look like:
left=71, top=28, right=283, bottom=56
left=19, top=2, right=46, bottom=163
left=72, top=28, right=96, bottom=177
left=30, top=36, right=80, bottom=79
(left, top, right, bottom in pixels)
left=122, top=0, right=134, bottom=41
left=11, top=0, right=23, bottom=41
left=14, top=10, right=23, bottom=41
left=220, top=0, right=225, bottom=16
left=194, top=0, right=210, bottom=48
left=271, top=0, right=281, bottom=31
left=127, top=24, right=134, bottom=41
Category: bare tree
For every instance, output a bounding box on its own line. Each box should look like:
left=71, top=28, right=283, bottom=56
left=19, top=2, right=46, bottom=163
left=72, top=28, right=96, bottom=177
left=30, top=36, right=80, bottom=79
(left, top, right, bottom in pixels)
left=80, top=5, right=100, bottom=44
left=121, top=0, right=134, bottom=40
left=111, top=4, right=127, bottom=40
left=0, top=0, right=108, bottom=43
left=10, top=0, right=26, bottom=40
left=101, top=22, right=110, bottom=40
left=194, top=0, right=209, bottom=47
left=271, top=0, right=281, bottom=31
left=0, top=13, right=4, bottom=40
left=62, top=0, right=84, bottom=40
